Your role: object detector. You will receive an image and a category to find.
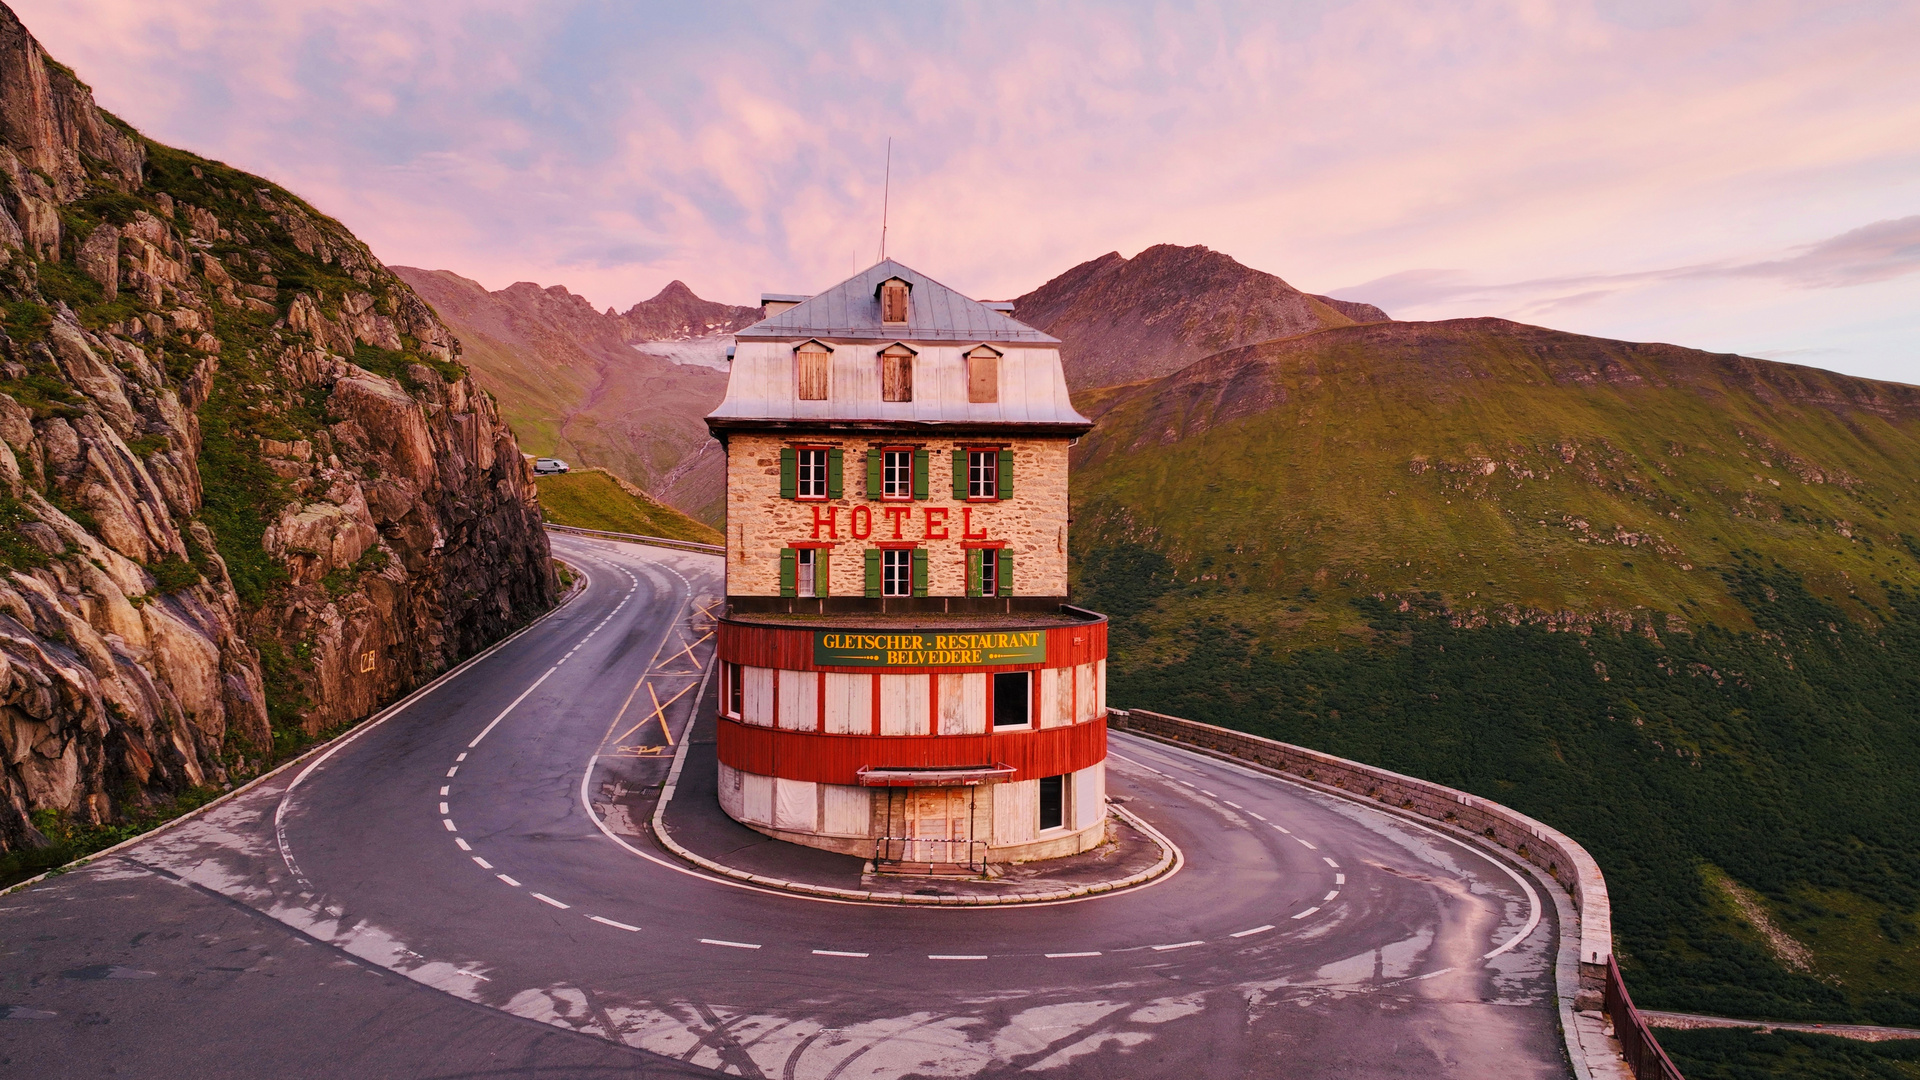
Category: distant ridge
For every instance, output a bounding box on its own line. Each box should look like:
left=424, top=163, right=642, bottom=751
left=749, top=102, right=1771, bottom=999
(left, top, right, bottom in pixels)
left=1012, top=244, right=1388, bottom=390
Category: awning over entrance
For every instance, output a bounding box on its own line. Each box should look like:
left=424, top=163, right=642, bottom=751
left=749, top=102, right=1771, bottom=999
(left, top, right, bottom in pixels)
left=856, top=764, right=1015, bottom=787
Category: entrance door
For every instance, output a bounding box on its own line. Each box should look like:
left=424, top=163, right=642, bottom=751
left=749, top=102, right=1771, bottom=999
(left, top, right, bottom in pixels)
left=905, top=788, right=971, bottom=862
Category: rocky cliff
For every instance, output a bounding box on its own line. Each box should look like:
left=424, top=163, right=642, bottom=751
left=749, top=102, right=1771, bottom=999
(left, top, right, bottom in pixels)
left=1011, top=244, right=1389, bottom=390
left=0, top=5, right=553, bottom=869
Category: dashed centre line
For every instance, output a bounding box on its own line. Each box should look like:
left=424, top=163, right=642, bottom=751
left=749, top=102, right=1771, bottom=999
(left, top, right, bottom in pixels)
left=1151, top=940, right=1204, bottom=951
left=442, top=819, right=457, bottom=832
left=533, top=893, right=570, bottom=910
left=929, top=954, right=989, bottom=961
left=1292, top=906, right=1320, bottom=920
left=1046, top=951, right=1102, bottom=958
left=1231, top=925, right=1275, bottom=938
left=703, top=939, right=763, bottom=950
left=590, top=916, right=641, bottom=932
left=497, top=874, right=521, bottom=887
left=812, top=950, right=869, bottom=958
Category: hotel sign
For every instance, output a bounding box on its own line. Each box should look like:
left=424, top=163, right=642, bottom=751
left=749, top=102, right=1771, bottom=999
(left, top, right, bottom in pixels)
left=814, top=630, right=1046, bottom=668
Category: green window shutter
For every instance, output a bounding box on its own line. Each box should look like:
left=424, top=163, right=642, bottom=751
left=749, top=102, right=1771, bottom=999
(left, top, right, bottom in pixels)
left=827, top=447, right=844, bottom=498
left=779, top=448, right=797, bottom=500
left=911, top=548, right=928, bottom=597
left=779, top=549, right=797, bottom=597
left=997, top=549, right=1013, bottom=597
left=815, top=550, right=831, bottom=597
left=997, top=448, right=1014, bottom=500
left=951, top=449, right=967, bottom=500
left=967, top=549, right=982, bottom=597
left=864, top=549, right=881, bottom=598
left=912, top=449, right=929, bottom=500
left=866, top=449, right=882, bottom=499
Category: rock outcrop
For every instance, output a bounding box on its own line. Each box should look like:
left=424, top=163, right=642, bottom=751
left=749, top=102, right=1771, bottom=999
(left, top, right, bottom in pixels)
left=0, top=4, right=553, bottom=860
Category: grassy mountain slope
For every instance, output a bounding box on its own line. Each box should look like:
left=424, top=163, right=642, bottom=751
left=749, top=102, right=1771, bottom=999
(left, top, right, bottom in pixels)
left=393, top=268, right=749, bottom=526
left=1072, top=317, right=1920, bottom=1024
left=535, top=468, right=721, bottom=544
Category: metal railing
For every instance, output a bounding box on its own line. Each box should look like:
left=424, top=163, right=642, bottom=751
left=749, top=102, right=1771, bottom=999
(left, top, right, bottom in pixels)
left=1604, top=956, right=1686, bottom=1080
left=543, top=523, right=724, bottom=555
left=874, top=836, right=988, bottom=872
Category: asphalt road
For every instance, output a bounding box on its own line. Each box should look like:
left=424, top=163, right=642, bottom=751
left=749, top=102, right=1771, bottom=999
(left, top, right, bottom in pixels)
left=1, top=535, right=1574, bottom=1079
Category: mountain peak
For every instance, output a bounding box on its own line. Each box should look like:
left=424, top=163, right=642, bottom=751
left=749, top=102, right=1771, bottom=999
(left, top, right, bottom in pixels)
left=1013, top=244, right=1388, bottom=390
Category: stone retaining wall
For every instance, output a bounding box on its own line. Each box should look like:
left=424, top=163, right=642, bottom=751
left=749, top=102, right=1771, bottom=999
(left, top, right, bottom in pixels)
left=1112, top=708, right=1613, bottom=997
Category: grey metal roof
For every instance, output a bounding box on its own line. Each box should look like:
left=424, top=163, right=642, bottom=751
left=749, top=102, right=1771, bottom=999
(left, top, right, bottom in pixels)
left=737, top=260, right=1058, bottom=344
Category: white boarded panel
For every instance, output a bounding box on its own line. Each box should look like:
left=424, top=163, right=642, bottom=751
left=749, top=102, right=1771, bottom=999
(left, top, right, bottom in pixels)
left=741, top=771, right=773, bottom=825
left=742, top=666, right=775, bottom=727
left=1056, top=667, right=1075, bottom=727
left=1074, top=663, right=1096, bottom=721
left=823, top=673, right=872, bottom=734
left=774, top=778, right=818, bottom=831
left=717, top=761, right=745, bottom=820
left=936, top=673, right=970, bottom=735
left=778, top=670, right=818, bottom=731
left=994, top=780, right=1037, bottom=845
left=1072, top=763, right=1105, bottom=830
left=822, top=785, right=871, bottom=837
left=958, top=673, right=987, bottom=734
left=1095, top=659, right=1106, bottom=715
left=880, top=674, right=930, bottom=736
left=1037, top=668, right=1063, bottom=729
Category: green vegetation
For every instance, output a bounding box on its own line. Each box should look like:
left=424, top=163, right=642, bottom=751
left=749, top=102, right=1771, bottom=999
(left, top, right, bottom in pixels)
left=1072, top=320, right=1920, bottom=1025
left=1659, top=1028, right=1920, bottom=1080
left=535, top=469, right=722, bottom=544
left=4, top=788, right=223, bottom=887
left=0, top=495, right=52, bottom=570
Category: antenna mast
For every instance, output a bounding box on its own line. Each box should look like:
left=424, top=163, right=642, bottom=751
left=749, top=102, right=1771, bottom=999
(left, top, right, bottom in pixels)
left=878, top=137, right=891, bottom=263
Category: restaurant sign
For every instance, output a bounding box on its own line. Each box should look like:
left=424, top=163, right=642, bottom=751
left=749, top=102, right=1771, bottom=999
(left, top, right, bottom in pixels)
left=814, top=630, right=1046, bottom=668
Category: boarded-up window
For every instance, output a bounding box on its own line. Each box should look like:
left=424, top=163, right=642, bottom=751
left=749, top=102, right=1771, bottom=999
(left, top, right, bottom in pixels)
left=966, top=346, right=999, bottom=403
left=880, top=279, right=909, bottom=323
left=796, top=343, right=830, bottom=399
left=880, top=345, right=914, bottom=402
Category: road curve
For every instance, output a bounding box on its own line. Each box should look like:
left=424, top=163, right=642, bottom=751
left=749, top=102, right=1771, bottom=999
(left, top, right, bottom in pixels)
left=1, top=536, right=1573, bottom=1079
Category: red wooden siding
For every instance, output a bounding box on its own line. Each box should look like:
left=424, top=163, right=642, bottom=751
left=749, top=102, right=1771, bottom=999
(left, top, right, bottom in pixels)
left=717, top=716, right=1107, bottom=786
left=721, top=619, right=1106, bottom=673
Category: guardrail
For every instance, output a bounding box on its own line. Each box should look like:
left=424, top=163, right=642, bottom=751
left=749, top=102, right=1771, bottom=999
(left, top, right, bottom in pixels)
left=543, top=522, right=724, bottom=555
left=1110, top=707, right=1685, bottom=1079
left=1606, top=957, right=1686, bottom=1079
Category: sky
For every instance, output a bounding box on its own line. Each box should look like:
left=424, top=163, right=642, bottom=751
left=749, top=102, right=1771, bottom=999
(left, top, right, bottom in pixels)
left=19, top=0, right=1920, bottom=383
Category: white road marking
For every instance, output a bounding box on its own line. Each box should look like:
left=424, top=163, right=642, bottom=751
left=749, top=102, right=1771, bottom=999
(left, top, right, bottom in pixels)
left=929, top=954, right=989, bottom=960
left=1323, top=857, right=1340, bottom=868
left=439, top=786, right=449, bottom=796
left=473, top=856, right=492, bottom=869
left=1200, top=790, right=1219, bottom=798
left=1248, top=811, right=1267, bottom=821
left=446, top=767, right=458, bottom=777
left=467, top=665, right=561, bottom=748
left=1292, top=907, right=1320, bottom=919
left=438, top=802, right=448, bottom=815
left=1417, top=966, right=1456, bottom=980
left=1231, top=925, right=1275, bottom=938
left=1324, top=890, right=1340, bottom=901
left=812, top=950, right=869, bottom=957
left=454, top=837, right=471, bottom=851
left=497, top=874, right=521, bottom=886
left=455, top=969, right=489, bottom=981
left=442, top=819, right=457, bottom=832
left=1046, top=951, right=1102, bottom=958
left=1152, top=940, right=1204, bottom=951
left=1336, top=873, right=1346, bottom=884
left=590, top=916, right=641, bottom=932
left=456, top=753, right=467, bottom=762
left=1272, top=824, right=1291, bottom=834
left=1223, top=800, right=1243, bottom=809
left=1294, top=837, right=1316, bottom=850
left=702, top=939, right=762, bottom=950
left=1177, top=781, right=1197, bottom=789
left=533, top=893, right=570, bottom=909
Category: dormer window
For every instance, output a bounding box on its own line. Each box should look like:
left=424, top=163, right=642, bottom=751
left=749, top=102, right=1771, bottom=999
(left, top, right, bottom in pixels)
left=879, top=343, right=915, bottom=402
left=966, top=345, right=1001, bottom=403
left=795, top=340, right=831, bottom=400
left=878, top=277, right=910, bottom=324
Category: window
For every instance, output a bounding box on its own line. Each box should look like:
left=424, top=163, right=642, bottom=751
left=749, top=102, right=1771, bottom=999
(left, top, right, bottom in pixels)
left=880, top=345, right=914, bottom=402
left=882, top=549, right=912, bottom=597
left=796, top=342, right=830, bottom=400
left=883, top=449, right=913, bottom=499
left=880, top=278, right=909, bottom=323
left=975, top=549, right=998, bottom=596
left=796, top=548, right=816, bottom=597
left=966, top=346, right=999, bottom=403
left=993, top=670, right=1030, bottom=727
left=968, top=449, right=997, bottom=500
left=725, top=662, right=743, bottom=718
left=797, top=448, right=828, bottom=499
left=1038, top=775, right=1066, bottom=830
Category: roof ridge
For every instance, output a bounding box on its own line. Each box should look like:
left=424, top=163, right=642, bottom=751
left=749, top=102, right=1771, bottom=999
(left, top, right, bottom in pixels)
left=738, top=260, right=1059, bottom=344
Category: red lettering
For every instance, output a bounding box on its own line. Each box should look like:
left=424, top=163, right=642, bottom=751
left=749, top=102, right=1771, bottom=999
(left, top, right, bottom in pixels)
left=811, top=505, right=838, bottom=539
left=849, top=504, right=872, bottom=539
left=923, top=506, right=949, bottom=539
left=962, top=506, right=988, bottom=540
left=884, top=506, right=912, bottom=539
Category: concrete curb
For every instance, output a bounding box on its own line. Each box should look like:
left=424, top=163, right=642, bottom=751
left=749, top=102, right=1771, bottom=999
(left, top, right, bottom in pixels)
left=1, top=566, right=592, bottom=899
left=646, top=703, right=1181, bottom=907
